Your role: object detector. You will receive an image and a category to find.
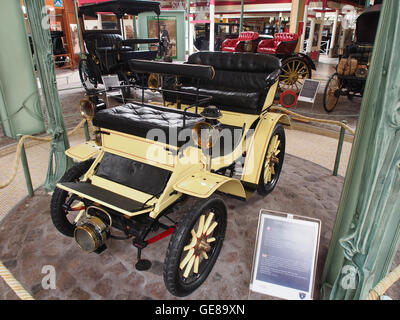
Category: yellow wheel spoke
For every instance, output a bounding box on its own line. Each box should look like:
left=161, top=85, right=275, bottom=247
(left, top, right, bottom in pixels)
left=193, top=255, right=200, bottom=274
left=197, top=215, right=205, bottom=237
left=180, top=248, right=194, bottom=270
left=207, top=237, right=216, bottom=243
left=206, top=221, right=218, bottom=236
left=271, top=166, right=275, bottom=175
left=183, top=255, right=196, bottom=278
left=202, top=212, right=214, bottom=235
left=202, top=251, right=208, bottom=259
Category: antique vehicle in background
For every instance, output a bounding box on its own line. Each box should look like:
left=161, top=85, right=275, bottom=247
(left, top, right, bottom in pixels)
left=222, top=31, right=315, bottom=93
left=50, top=51, right=290, bottom=297
left=77, top=0, right=165, bottom=98
left=194, top=22, right=246, bottom=51
left=323, top=3, right=381, bottom=112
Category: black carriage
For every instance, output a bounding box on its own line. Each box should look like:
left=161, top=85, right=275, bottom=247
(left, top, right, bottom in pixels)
left=323, top=3, right=381, bottom=112
left=77, top=0, right=164, bottom=98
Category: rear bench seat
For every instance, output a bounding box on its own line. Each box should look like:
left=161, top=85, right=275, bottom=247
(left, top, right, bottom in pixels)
left=92, top=103, right=203, bottom=146
left=163, top=51, right=281, bottom=115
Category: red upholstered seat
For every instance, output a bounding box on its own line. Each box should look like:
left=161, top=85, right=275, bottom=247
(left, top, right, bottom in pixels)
left=221, top=38, right=240, bottom=52
left=238, top=31, right=259, bottom=41
left=257, top=33, right=299, bottom=55
left=221, top=31, right=260, bottom=52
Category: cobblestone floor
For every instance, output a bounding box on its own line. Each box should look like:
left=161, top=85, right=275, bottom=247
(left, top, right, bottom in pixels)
left=2, top=154, right=398, bottom=301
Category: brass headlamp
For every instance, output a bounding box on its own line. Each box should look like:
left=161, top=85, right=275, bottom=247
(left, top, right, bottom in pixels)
left=79, top=98, right=96, bottom=121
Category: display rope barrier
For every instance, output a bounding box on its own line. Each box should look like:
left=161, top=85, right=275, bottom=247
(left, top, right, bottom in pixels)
left=270, top=106, right=356, bottom=135
left=367, top=264, right=400, bottom=300
left=0, top=119, right=89, bottom=189
left=0, top=260, right=34, bottom=300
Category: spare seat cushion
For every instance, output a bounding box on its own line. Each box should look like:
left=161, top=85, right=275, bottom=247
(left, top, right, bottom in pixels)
left=164, top=51, right=281, bottom=115
left=93, top=103, right=203, bottom=146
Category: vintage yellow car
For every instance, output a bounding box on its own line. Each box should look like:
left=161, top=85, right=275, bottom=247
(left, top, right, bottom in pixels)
left=50, top=51, right=290, bottom=297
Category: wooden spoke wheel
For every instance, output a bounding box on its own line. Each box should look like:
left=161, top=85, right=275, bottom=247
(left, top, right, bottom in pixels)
left=163, top=196, right=227, bottom=297
left=79, top=59, right=98, bottom=92
left=50, top=159, right=94, bottom=237
left=279, top=57, right=311, bottom=94
left=257, top=124, right=286, bottom=196
left=323, top=73, right=342, bottom=113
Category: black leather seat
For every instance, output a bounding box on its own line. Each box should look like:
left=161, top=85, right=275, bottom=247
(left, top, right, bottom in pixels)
left=163, top=51, right=281, bottom=115
left=93, top=103, right=202, bottom=146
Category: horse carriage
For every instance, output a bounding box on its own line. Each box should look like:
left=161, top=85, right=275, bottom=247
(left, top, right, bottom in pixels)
left=51, top=49, right=291, bottom=296
left=221, top=31, right=316, bottom=93
left=77, top=0, right=166, bottom=98
left=323, top=3, right=381, bottom=112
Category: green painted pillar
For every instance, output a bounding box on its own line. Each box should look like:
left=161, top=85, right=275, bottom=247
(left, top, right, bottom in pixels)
left=321, top=0, right=400, bottom=300
left=24, top=0, right=72, bottom=192
left=0, top=0, right=45, bottom=139
left=239, top=0, right=244, bottom=32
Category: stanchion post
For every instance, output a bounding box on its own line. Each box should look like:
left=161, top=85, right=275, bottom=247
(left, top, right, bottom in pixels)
left=17, top=135, right=34, bottom=197
left=83, top=120, right=90, bottom=142
left=333, top=120, right=346, bottom=176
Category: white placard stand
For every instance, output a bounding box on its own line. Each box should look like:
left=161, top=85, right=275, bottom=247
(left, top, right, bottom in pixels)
left=249, top=209, right=321, bottom=300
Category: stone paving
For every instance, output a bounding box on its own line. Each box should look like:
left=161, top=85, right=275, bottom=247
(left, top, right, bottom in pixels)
left=1, top=154, right=398, bottom=300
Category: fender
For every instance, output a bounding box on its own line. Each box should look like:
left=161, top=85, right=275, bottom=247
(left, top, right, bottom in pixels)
left=295, top=52, right=316, bottom=70
left=173, top=171, right=247, bottom=200
left=241, top=112, right=290, bottom=186
left=65, top=141, right=101, bottom=162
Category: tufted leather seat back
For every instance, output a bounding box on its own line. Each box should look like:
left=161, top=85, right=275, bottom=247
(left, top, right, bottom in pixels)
left=84, top=32, right=125, bottom=54
left=187, top=51, right=280, bottom=91
left=163, top=51, right=281, bottom=114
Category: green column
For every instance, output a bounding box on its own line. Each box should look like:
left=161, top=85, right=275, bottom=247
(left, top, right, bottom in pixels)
left=239, top=0, right=244, bottom=32
left=24, top=0, right=72, bottom=192
left=0, top=0, right=45, bottom=139
left=321, top=0, right=400, bottom=300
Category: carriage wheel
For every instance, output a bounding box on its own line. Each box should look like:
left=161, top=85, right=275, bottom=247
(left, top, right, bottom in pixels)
left=279, top=56, right=311, bottom=93
left=117, top=72, right=132, bottom=100
left=163, top=196, right=227, bottom=297
left=79, top=59, right=98, bottom=92
left=50, top=159, right=94, bottom=237
left=257, top=124, right=286, bottom=196
left=323, top=73, right=342, bottom=113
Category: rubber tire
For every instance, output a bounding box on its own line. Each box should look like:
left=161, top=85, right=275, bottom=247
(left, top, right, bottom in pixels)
left=163, top=196, right=227, bottom=297
left=79, top=59, right=98, bottom=93
left=257, top=124, right=286, bottom=196
left=323, top=73, right=341, bottom=113
left=50, top=159, right=94, bottom=237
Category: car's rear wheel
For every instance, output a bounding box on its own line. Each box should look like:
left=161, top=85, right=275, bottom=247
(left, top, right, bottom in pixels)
left=279, top=56, right=311, bottom=93
left=163, top=196, right=227, bottom=297
left=257, top=124, right=285, bottom=196
left=50, top=159, right=94, bottom=237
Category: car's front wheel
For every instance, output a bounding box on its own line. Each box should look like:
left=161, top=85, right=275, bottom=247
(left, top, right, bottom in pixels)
left=163, top=196, right=227, bottom=297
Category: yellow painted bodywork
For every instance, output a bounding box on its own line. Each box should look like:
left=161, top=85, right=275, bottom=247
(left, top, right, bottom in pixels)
left=241, top=112, right=290, bottom=185
left=61, top=79, right=289, bottom=219
left=65, top=141, right=100, bottom=162
left=174, top=170, right=247, bottom=200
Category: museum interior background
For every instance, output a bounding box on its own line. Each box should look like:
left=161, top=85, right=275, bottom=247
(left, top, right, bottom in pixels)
left=0, top=0, right=399, bottom=301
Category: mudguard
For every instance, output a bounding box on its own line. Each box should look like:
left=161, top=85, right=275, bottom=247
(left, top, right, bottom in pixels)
left=65, top=141, right=101, bottom=162
left=241, top=112, right=290, bottom=186
left=173, top=171, right=247, bottom=200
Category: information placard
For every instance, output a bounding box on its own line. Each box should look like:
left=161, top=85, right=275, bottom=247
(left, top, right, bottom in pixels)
left=249, top=210, right=321, bottom=300
left=297, top=79, right=320, bottom=103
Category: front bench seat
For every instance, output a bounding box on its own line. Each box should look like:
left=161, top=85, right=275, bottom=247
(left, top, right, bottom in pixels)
left=164, top=51, right=281, bottom=115
left=92, top=103, right=203, bottom=146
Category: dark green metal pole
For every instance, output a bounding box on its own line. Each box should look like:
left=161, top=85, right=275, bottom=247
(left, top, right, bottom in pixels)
left=84, top=121, right=90, bottom=142
left=239, top=0, right=244, bottom=32
left=321, top=0, right=400, bottom=300
left=333, top=121, right=346, bottom=176
left=17, top=135, right=34, bottom=197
